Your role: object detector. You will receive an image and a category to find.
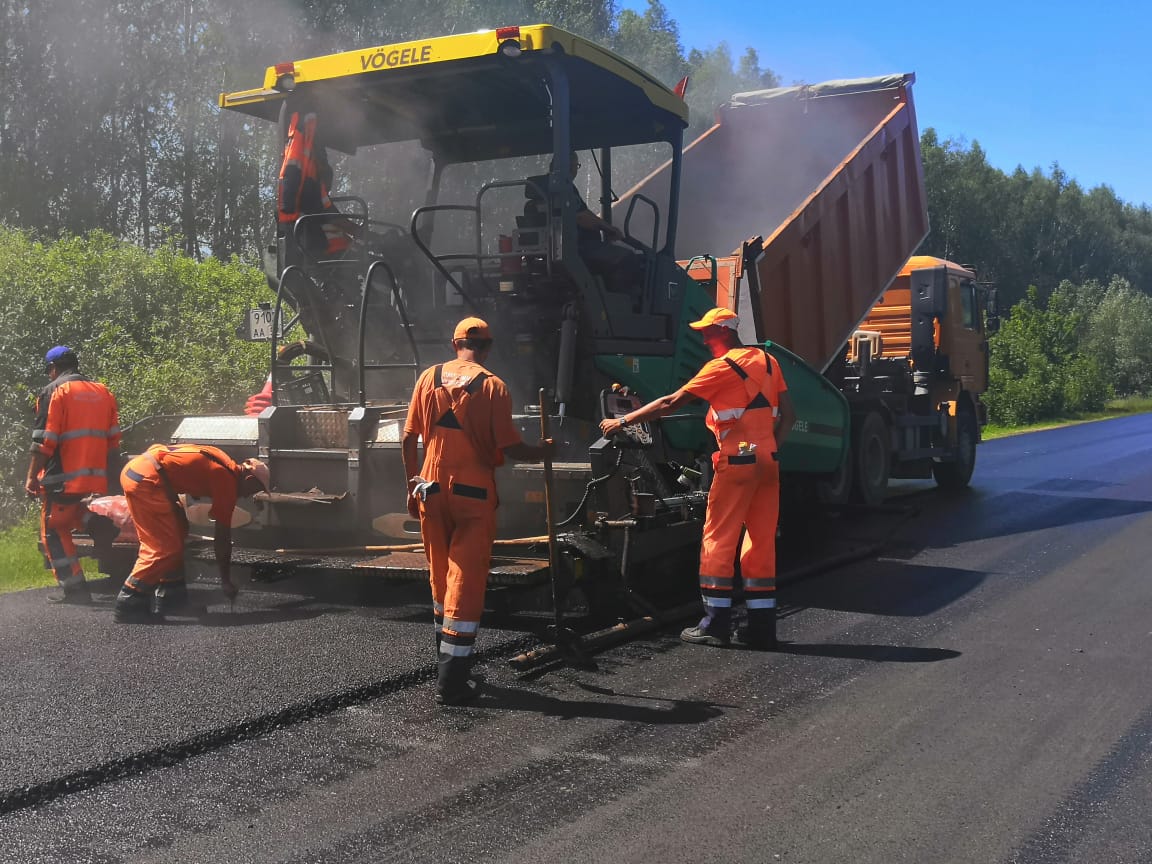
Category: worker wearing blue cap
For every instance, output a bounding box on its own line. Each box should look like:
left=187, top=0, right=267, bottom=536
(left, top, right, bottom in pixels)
left=25, top=346, right=121, bottom=604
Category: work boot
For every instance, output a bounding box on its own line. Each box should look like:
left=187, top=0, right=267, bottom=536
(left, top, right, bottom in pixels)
left=436, top=631, right=483, bottom=681
left=113, top=587, right=157, bottom=623
left=152, top=581, right=190, bottom=616
left=48, top=582, right=92, bottom=605
left=435, top=656, right=480, bottom=706
left=733, top=606, right=778, bottom=650
left=680, top=606, right=732, bottom=647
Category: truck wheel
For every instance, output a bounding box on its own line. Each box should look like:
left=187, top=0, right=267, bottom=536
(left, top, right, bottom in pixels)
left=933, top=402, right=977, bottom=490
left=851, top=411, right=890, bottom=507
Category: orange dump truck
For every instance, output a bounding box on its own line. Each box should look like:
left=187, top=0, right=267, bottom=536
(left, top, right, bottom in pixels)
left=621, top=74, right=991, bottom=505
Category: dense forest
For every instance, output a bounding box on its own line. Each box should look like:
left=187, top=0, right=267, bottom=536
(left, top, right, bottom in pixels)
left=4, top=0, right=1150, bottom=300
left=2, top=0, right=1152, bottom=523
left=0, top=0, right=775, bottom=260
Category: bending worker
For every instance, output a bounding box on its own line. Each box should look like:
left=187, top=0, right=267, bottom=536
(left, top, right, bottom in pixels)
left=402, top=317, right=551, bottom=705
left=599, top=307, right=796, bottom=649
left=114, top=444, right=269, bottom=622
left=25, top=346, right=121, bottom=605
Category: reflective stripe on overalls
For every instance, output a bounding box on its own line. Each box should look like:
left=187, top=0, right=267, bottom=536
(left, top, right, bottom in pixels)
left=699, top=349, right=782, bottom=612
left=278, top=111, right=317, bottom=229
left=120, top=449, right=192, bottom=591
left=422, top=365, right=495, bottom=661
left=40, top=494, right=87, bottom=588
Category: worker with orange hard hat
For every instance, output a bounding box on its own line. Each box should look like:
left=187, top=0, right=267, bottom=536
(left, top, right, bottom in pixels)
left=403, top=317, right=552, bottom=705
left=600, top=307, right=796, bottom=648
left=114, top=444, right=269, bottom=622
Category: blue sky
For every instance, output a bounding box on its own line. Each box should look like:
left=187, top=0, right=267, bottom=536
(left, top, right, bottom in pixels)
left=621, top=0, right=1152, bottom=209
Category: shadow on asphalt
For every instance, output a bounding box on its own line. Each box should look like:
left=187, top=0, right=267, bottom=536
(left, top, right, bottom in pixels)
left=68, top=591, right=348, bottom=628
left=890, top=486, right=1152, bottom=549
left=474, top=682, right=725, bottom=724
left=239, top=568, right=434, bottom=609
left=784, top=561, right=987, bottom=617
left=773, top=642, right=961, bottom=663
left=169, top=607, right=333, bottom=627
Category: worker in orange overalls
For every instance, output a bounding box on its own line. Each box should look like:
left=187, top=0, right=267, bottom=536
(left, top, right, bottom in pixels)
left=114, top=444, right=269, bottom=622
left=278, top=109, right=356, bottom=257
left=600, top=307, right=796, bottom=648
left=402, top=317, right=551, bottom=705
left=25, top=346, right=121, bottom=605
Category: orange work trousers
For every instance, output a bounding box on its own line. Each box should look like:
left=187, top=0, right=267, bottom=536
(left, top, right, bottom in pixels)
left=40, top=495, right=86, bottom=589
left=417, top=471, right=497, bottom=659
left=698, top=452, right=780, bottom=611
left=121, top=459, right=187, bottom=591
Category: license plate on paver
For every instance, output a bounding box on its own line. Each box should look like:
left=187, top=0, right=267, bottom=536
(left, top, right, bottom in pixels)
left=246, top=307, right=282, bottom=341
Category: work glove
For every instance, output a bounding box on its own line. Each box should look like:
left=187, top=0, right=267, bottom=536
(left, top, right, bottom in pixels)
left=408, top=476, right=439, bottom=519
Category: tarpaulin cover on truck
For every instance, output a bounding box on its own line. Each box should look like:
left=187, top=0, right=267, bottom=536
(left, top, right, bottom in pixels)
left=724, top=74, right=912, bottom=107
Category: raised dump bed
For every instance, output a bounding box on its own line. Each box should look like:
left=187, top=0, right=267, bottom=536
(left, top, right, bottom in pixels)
left=621, top=74, right=930, bottom=478
left=623, top=74, right=928, bottom=371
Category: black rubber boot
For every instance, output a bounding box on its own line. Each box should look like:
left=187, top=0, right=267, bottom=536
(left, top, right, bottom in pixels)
left=680, top=606, right=732, bottom=647
left=152, top=581, right=190, bottom=616
left=114, top=587, right=157, bottom=623
left=48, top=582, right=92, bottom=605
left=734, top=606, right=778, bottom=650
left=436, top=656, right=480, bottom=706
left=436, top=631, right=483, bottom=681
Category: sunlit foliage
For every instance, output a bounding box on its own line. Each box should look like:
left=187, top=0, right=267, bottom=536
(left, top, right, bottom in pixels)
left=0, top=227, right=269, bottom=524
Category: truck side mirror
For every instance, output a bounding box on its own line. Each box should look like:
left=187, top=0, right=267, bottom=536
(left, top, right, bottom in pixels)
left=983, top=284, right=1000, bottom=332
left=909, top=266, right=946, bottom=370
left=910, top=266, right=948, bottom=319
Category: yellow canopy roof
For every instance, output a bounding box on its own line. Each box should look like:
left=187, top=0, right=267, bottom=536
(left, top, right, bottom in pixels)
left=220, top=25, right=688, bottom=161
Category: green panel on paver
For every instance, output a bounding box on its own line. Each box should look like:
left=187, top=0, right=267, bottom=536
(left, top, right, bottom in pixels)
left=592, top=353, right=710, bottom=452
left=595, top=336, right=849, bottom=470
left=765, top=341, right=849, bottom=474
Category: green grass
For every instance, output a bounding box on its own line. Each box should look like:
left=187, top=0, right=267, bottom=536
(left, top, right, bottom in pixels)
left=0, top=516, right=58, bottom=593
left=0, top=514, right=105, bottom=595
left=983, top=396, right=1152, bottom=440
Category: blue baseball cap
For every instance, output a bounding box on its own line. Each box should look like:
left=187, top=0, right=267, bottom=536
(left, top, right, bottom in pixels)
left=44, top=346, right=78, bottom=368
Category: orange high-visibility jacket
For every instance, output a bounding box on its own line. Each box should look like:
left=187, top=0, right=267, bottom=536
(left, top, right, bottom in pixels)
left=32, top=372, right=120, bottom=495
left=278, top=110, right=319, bottom=228
left=277, top=111, right=350, bottom=253
left=683, top=346, right=788, bottom=455
left=404, top=359, right=523, bottom=475
left=135, top=444, right=243, bottom=524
